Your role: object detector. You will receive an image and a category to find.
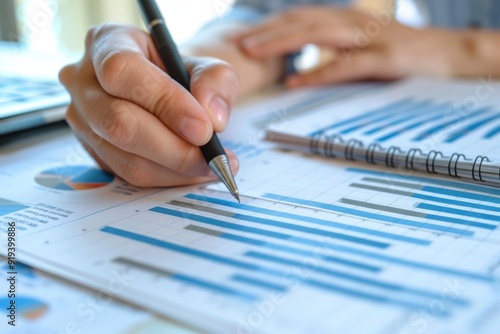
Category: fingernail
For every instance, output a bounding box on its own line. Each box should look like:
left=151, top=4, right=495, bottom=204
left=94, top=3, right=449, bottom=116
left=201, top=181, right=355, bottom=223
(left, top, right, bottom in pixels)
left=208, top=96, right=229, bottom=129
left=179, top=116, right=211, bottom=145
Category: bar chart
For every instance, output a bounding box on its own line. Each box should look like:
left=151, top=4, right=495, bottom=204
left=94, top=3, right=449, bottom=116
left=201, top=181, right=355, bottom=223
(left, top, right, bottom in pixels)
left=41, top=151, right=497, bottom=332
left=86, top=174, right=499, bottom=333
left=310, top=98, right=500, bottom=144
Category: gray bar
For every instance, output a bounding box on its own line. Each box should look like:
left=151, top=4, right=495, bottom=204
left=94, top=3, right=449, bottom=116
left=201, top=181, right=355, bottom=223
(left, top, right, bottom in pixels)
left=114, top=257, right=173, bottom=277
left=350, top=183, right=414, bottom=197
left=185, top=224, right=223, bottom=237
left=361, top=177, right=424, bottom=190
left=169, top=200, right=234, bottom=218
left=340, top=198, right=427, bottom=218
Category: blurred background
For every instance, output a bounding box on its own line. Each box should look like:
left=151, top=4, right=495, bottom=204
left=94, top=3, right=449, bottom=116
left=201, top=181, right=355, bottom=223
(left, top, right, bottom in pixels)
left=0, top=0, right=424, bottom=54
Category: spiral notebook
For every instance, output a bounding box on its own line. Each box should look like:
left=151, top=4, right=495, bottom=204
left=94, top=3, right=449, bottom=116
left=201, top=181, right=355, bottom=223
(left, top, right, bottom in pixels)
left=265, top=77, right=500, bottom=187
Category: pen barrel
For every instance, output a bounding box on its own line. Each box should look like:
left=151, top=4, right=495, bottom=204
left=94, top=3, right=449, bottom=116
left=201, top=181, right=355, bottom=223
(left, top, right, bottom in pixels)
left=201, top=134, right=226, bottom=164
left=137, top=0, right=190, bottom=91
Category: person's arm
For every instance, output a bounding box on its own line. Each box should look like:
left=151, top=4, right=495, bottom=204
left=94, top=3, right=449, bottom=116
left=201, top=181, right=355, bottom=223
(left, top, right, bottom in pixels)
left=233, top=6, right=500, bottom=88
left=181, top=21, right=282, bottom=95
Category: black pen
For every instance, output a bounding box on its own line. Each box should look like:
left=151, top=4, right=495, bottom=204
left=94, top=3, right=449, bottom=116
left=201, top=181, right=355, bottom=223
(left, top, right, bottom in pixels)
left=137, top=0, right=239, bottom=202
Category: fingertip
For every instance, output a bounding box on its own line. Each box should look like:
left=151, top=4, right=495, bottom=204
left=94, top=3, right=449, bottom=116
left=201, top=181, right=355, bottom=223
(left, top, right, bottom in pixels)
left=179, top=116, right=212, bottom=146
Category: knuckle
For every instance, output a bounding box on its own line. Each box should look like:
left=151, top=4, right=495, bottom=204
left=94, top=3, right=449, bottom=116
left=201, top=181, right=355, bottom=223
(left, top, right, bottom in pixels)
left=58, top=64, right=74, bottom=88
left=149, top=86, right=177, bottom=118
left=99, top=51, right=133, bottom=93
left=99, top=100, right=138, bottom=148
left=87, top=23, right=118, bottom=45
left=191, top=60, right=240, bottom=94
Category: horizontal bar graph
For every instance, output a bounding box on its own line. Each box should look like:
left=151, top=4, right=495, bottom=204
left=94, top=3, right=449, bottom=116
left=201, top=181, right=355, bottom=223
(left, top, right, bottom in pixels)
left=339, top=198, right=496, bottom=230
left=168, top=200, right=390, bottom=248
left=347, top=168, right=499, bottom=195
left=175, top=195, right=491, bottom=281
left=444, top=113, right=500, bottom=143
left=183, top=194, right=430, bottom=245
left=412, top=107, right=490, bottom=142
left=185, top=225, right=382, bottom=273
left=263, top=193, right=474, bottom=236
left=362, top=101, right=444, bottom=136
left=246, top=250, right=468, bottom=306
left=309, top=96, right=500, bottom=143
left=349, top=182, right=500, bottom=214
left=309, top=98, right=413, bottom=136
left=113, top=257, right=259, bottom=301
left=361, top=176, right=500, bottom=205
left=103, top=224, right=466, bottom=312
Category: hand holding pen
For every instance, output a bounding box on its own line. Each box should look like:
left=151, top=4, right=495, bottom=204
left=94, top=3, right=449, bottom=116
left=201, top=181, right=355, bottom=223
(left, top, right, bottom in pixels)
left=59, top=22, right=240, bottom=191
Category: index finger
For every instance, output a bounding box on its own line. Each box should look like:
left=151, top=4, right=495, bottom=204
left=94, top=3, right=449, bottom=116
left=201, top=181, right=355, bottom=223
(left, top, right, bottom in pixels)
left=89, top=24, right=212, bottom=146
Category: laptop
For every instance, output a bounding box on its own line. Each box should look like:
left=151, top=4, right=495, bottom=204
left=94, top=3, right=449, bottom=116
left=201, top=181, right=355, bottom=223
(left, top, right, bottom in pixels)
left=0, top=0, right=71, bottom=135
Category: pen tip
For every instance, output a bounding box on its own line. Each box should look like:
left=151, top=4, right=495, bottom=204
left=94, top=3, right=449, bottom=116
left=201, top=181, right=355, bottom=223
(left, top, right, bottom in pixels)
left=233, top=191, right=240, bottom=203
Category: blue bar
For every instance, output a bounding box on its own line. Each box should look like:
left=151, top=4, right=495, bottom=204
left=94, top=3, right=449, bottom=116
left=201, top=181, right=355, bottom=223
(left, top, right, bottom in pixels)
left=0, top=204, right=29, bottom=216
left=350, top=182, right=500, bottom=215
left=425, top=213, right=496, bottom=230
left=185, top=194, right=431, bottom=245
left=418, top=203, right=500, bottom=224
left=303, top=278, right=450, bottom=315
left=376, top=110, right=451, bottom=142
left=103, top=227, right=457, bottom=309
left=412, top=107, right=490, bottom=141
left=152, top=206, right=390, bottom=261
left=0, top=198, right=29, bottom=216
left=231, top=274, right=288, bottom=292
left=101, top=226, right=279, bottom=274
left=156, top=204, right=387, bottom=248
left=322, top=244, right=494, bottom=282
left=412, top=193, right=500, bottom=213
left=363, top=101, right=442, bottom=136
left=172, top=273, right=258, bottom=301
left=232, top=213, right=390, bottom=248
left=347, top=167, right=499, bottom=195
left=263, top=193, right=474, bottom=236
left=221, top=233, right=381, bottom=272
left=484, top=124, right=500, bottom=139
left=184, top=214, right=492, bottom=281
left=339, top=101, right=430, bottom=135
left=246, top=251, right=468, bottom=305
left=309, top=98, right=413, bottom=136
left=151, top=206, right=291, bottom=240
left=445, top=114, right=500, bottom=143
left=421, top=186, right=500, bottom=205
